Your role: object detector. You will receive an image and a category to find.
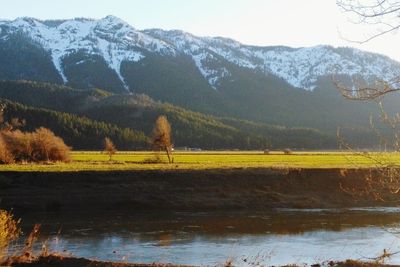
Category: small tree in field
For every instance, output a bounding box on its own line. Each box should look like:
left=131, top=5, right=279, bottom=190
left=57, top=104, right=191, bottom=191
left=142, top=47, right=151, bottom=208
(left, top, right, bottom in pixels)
left=152, top=115, right=173, bottom=163
left=104, top=137, right=116, bottom=161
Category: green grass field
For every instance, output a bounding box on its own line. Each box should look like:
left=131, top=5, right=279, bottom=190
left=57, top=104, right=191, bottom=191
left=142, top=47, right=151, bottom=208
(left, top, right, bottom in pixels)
left=1, top=150, right=400, bottom=172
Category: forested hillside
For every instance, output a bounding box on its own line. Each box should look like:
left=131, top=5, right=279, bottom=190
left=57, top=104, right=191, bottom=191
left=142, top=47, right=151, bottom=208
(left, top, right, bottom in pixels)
left=0, top=81, right=339, bottom=150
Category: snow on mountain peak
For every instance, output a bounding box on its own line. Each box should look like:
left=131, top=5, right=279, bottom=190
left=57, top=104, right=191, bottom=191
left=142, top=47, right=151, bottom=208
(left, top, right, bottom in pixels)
left=0, top=16, right=175, bottom=90
left=100, top=15, right=130, bottom=27
left=145, top=28, right=400, bottom=90
left=0, top=16, right=399, bottom=91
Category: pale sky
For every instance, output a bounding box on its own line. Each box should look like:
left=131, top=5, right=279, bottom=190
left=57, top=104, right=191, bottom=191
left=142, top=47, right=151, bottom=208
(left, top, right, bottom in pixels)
left=1, top=0, right=400, bottom=61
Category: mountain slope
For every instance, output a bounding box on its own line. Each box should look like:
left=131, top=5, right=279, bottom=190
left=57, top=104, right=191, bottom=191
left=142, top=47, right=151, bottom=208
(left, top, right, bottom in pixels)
left=0, top=16, right=175, bottom=88
left=145, top=29, right=400, bottom=90
left=0, top=16, right=399, bottom=136
left=0, top=80, right=338, bottom=149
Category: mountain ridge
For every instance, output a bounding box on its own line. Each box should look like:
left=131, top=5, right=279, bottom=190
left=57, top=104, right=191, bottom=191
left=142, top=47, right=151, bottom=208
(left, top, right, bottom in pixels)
left=1, top=15, right=399, bottom=92
left=1, top=15, right=400, bottom=143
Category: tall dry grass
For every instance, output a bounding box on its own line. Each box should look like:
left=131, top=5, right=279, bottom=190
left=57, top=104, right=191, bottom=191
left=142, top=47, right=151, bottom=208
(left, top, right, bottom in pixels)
left=0, top=210, right=21, bottom=261
left=0, top=210, right=44, bottom=265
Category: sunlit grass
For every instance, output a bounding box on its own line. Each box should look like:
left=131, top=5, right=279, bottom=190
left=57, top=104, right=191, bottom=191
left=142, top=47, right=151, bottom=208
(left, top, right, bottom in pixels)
left=1, top=150, right=400, bottom=172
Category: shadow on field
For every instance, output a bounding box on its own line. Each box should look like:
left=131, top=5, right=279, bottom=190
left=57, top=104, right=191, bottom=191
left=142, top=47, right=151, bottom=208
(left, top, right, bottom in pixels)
left=1, top=168, right=400, bottom=216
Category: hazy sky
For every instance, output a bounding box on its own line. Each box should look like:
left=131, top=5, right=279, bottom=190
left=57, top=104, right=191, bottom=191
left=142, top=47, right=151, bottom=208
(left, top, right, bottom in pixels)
left=1, top=0, right=400, bottom=60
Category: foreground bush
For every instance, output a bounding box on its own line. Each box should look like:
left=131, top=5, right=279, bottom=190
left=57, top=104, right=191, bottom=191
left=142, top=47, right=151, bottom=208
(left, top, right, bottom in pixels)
left=0, top=127, right=71, bottom=163
left=0, top=210, right=21, bottom=260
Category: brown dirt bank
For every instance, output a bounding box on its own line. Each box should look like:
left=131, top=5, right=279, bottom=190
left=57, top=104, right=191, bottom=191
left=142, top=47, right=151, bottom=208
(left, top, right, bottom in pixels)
left=6, top=255, right=193, bottom=267
left=6, top=256, right=400, bottom=267
left=1, top=168, right=400, bottom=215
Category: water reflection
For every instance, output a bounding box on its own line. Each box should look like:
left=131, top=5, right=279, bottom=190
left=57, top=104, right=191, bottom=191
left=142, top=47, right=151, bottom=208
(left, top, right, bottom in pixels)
left=16, top=209, right=400, bottom=266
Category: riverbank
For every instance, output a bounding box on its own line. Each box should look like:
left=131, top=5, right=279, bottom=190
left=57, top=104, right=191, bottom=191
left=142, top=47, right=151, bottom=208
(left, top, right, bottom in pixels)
left=5, top=255, right=400, bottom=267
left=1, top=168, right=400, bottom=215
left=5, top=255, right=193, bottom=267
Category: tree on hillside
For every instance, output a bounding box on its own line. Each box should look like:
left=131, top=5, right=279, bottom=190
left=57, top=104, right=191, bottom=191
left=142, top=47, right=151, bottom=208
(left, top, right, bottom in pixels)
left=152, top=115, right=173, bottom=163
left=104, top=137, right=117, bottom=161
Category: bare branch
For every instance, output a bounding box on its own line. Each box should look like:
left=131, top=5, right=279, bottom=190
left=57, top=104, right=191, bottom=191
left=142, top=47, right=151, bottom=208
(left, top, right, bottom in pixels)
left=332, top=74, right=400, bottom=100
left=337, top=0, right=400, bottom=42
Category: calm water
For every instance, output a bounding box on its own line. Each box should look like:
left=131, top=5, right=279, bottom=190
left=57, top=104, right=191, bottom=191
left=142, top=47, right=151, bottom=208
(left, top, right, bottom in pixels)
left=17, top=208, right=400, bottom=266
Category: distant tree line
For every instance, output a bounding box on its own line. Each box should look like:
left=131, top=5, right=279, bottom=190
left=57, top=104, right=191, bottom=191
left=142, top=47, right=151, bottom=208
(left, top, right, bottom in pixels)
left=0, top=100, right=149, bottom=150
left=0, top=81, right=344, bottom=150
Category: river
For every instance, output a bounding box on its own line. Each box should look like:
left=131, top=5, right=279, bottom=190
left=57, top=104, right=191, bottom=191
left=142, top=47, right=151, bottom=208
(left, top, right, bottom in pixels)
left=16, top=208, right=400, bottom=266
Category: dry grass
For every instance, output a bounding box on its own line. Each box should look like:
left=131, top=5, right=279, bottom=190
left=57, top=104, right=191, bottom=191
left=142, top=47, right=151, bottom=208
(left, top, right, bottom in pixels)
left=2, top=150, right=400, bottom=172
left=0, top=210, right=21, bottom=261
left=1, top=223, right=44, bottom=266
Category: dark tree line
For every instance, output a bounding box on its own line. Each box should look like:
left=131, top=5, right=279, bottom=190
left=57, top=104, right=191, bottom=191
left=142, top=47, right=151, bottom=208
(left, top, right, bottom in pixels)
left=1, top=100, right=149, bottom=150
left=0, top=80, right=342, bottom=150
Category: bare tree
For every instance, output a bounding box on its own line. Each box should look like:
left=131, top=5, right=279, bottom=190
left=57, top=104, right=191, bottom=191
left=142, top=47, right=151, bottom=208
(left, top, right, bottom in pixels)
left=336, top=0, right=400, bottom=128
left=104, top=137, right=117, bottom=161
left=335, top=0, right=400, bottom=200
left=336, top=0, right=400, bottom=99
left=152, top=115, right=173, bottom=163
left=337, top=0, right=400, bottom=43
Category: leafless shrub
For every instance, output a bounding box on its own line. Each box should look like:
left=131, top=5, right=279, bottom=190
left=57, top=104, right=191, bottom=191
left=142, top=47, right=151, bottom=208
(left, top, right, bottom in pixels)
left=0, top=104, right=70, bottom=163
left=142, top=154, right=163, bottom=164
left=104, top=137, right=117, bottom=161
left=283, top=148, right=292, bottom=155
left=1, top=130, right=32, bottom=162
left=152, top=115, right=173, bottom=163
left=0, top=128, right=70, bottom=163
left=0, top=135, right=14, bottom=164
left=30, top=128, right=71, bottom=162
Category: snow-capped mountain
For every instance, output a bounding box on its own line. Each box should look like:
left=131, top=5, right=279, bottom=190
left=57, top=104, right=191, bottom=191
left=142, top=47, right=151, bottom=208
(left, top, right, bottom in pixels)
left=2, top=15, right=400, bottom=133
left=0, top=16, right=175, bottom=89
left=145, top=29, right=400, bottom=90
left=1, top=15, right=399, bottom=92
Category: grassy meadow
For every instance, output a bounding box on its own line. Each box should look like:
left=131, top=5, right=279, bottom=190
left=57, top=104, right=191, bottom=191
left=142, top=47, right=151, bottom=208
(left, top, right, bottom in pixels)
left=1, top=150, right=400, bottom=172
